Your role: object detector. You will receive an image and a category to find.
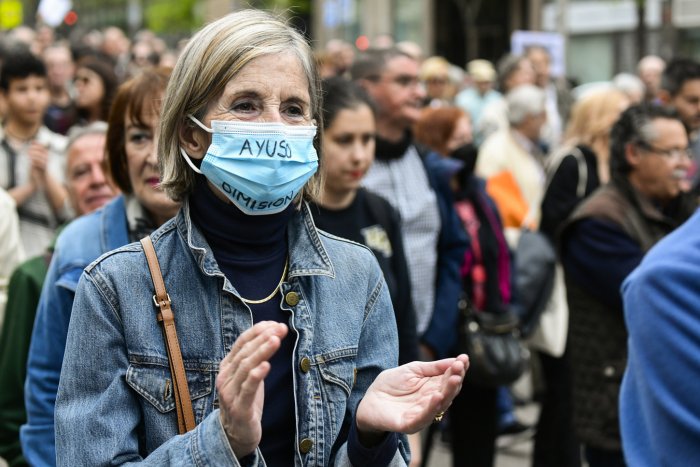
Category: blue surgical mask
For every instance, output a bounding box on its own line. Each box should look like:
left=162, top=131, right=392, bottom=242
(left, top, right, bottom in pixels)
left=181, top=116, right=318, bottom=215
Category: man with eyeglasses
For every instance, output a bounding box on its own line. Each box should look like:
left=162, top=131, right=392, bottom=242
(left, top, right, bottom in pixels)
left=558, top=104, right=697, bottom=467
left=351, top=47, right=467, bottom=358
left=351, top=48, right=469, bottom=465
left=658, top=58, right=700, bottom=189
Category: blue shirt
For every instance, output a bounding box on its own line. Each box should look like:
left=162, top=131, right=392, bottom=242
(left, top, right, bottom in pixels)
left=620, top=208, right=700, bottom=466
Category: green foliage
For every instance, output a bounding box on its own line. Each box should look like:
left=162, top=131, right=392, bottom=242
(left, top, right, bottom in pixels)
left=251, top=0, right=311, bottom=15
left=144, top=0, right=200, bottom=34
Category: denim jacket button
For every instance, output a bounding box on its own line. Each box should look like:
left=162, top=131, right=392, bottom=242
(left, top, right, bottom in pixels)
left=285, top=291, right=300, bottom=306
left=300, top=356, right=311, bottom=373
left=299, top=437, right=313, bottom=454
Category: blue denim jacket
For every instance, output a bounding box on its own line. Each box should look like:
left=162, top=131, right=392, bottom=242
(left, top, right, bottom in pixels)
left=22, top=195, right=129, bottom=467
left=55, top=201, right=409, bottom=466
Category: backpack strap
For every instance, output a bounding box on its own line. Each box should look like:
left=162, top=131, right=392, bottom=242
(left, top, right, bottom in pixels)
left=363, top=189, right=394, bottom=232
left=569, top=146, right=588, bottom=199
left=140, top=235, right=195, bottom=434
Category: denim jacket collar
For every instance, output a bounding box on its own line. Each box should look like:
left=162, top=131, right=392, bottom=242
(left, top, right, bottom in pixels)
left=174, top=199, right=335, bottom=281
left=100, top=195, right=130, bottom=252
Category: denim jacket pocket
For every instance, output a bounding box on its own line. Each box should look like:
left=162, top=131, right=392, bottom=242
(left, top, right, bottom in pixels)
left=317, top=347, right=358, bottom=400
left=315, top=347, right=356, bottom=437
left=126, top=360, right=215, bottom=425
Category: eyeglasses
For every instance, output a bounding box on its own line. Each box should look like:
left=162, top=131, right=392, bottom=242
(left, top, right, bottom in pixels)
left=366, top=74, right=420, bottom=88
left=636, top=141, right=693, bottom=161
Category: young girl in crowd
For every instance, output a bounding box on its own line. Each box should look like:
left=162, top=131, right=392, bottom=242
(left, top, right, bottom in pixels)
left=72, top=56, right=118, bottom=125
left=310, top=76, right=423, bottom=465
left=310, top=77, right=418, bottom=366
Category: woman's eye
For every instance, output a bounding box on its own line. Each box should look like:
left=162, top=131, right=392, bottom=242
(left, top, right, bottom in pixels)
left=285, top=105, right=304, bottom=117
left=128, top=132, right=150, bottom=144
left=232, top=101, right=256, bottom=112
left=334, top=135, right=353, bottom=145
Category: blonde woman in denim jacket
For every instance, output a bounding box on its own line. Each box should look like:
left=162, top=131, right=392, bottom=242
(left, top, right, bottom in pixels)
left=55, top=10, right=468, bottom=466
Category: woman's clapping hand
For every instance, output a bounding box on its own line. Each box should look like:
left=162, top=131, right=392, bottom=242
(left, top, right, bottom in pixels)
left=216, top=321, right=288, bottom=458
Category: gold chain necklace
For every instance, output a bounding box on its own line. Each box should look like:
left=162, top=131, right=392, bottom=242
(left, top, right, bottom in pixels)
left=240, top=257, right=289, bottom=305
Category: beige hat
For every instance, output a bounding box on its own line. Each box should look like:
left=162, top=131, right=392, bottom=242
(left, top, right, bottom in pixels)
left=467, top=59, right=496, bottom=82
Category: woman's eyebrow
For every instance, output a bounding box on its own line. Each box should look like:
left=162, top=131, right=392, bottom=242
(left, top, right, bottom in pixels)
left=284, top=95, right=310, bottom=107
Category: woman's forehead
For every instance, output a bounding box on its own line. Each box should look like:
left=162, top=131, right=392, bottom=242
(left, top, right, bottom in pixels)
left=221, top=52, right=311, bottom=96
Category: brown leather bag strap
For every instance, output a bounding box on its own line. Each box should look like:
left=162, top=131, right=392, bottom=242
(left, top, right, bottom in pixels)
left=140, top=236, right=196, bottom=434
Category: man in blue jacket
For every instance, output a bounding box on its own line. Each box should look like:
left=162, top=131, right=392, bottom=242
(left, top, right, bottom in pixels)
left=619, top=207, right=700, bottom=465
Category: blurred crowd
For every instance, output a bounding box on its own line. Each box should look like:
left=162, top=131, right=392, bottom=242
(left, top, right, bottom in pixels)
left=1, top=18, right=700, bottom=467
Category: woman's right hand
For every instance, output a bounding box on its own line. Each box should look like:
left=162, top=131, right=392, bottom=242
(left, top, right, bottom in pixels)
left=216, top=321, right=288, bottom=458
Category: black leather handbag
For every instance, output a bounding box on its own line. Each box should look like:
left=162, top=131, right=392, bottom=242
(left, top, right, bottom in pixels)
left=457, top=295, right=529, bottom=387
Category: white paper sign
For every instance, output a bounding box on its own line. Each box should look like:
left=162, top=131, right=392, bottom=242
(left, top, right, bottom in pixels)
left=511, top=30, right=566, bottom=78
left=37, top=0, right=72, bottom=27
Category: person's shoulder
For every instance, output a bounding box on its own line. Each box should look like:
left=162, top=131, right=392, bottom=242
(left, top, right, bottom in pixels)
left=317, top=227, right=380, bottom=272
left=11, top=254, right=49, bottom=284
left=360, top=188, right=402, bottom=229
left=56, top=196, right=125, bottom=244
left=546, top=151, right=581, bottom=178
left=623, top=212, right=700, bottom=321
left=92, top=215, right=180, bottom=268
left=0, top=187, right=14, bottom=209
left=361, top=188, right=396, bottom=214
left=55, top=209, right=105, bottom=251
left=38, top=126, right=67, bottom=152
left=640, top=209, right=700, bottom=268
left=478, top=129, right=510, bottom=153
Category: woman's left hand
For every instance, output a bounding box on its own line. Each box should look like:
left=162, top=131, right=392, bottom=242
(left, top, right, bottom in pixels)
left=355, top=355, right=469, bottom=440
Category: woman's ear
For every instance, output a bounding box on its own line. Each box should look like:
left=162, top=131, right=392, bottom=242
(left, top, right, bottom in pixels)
left=179, top=120, right=210, bottom=160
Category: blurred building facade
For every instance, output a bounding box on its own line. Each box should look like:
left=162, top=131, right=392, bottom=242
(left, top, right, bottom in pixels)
left=312, top=0, right=700, bottom=85
left=7, top=0, right=700, bottom=86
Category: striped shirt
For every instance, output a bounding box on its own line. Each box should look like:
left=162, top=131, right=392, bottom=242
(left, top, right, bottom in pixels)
left=363, top=145, right=441, bottom=334
left=0, top=126, right=67, bottom=257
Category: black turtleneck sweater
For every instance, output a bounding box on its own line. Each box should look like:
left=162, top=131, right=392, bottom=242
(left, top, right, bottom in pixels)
left=190, top=178, right=295, bottom=463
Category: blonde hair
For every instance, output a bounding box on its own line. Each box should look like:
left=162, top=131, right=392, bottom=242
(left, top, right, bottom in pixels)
left=158, top=9, right=323, bottom=202
left=419, top=56, right=450, bottom=81
left=564, top=88, right=629, bottom=147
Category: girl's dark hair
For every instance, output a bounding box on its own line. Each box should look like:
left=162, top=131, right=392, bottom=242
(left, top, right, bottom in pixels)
left=106, top=67, right=171, bottom=193
left=76, top=56, right=119, bottom=122
left=321, top=76, right=376, bottom=129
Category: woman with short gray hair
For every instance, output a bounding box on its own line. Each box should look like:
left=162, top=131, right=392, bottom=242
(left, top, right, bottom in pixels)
left=55, top=10, right=468, bottom=466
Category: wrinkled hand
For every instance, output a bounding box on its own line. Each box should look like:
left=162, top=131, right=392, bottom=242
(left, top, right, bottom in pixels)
left=216, top=321, right=288, bottom=459
left=355, top=355, right=469, bottom=438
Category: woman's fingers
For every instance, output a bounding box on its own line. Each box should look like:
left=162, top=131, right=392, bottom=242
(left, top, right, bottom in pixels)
left=219, top=322, right=287, bottom=382
left=434, top=355, right=470, bottom=413
left=220, top=327, right=287, bottom=395
left=221, top=321, right=287, bottom=369
left=409, top=354, right=469, bottom=378
left=237, top=361, right=271, bottom=406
